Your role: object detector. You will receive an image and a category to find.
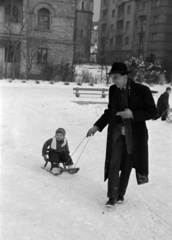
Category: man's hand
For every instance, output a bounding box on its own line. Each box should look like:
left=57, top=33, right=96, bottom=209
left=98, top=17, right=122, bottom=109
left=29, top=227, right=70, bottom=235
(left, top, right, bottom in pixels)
left=86, top=126, right=99, bottom=137
left=116, top=109, right=133, bottom=119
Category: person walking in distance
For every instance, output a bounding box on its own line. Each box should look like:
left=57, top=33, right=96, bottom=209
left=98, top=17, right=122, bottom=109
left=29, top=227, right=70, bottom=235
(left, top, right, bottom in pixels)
left=87, top=62, right=157, bottom=207
left=154, top=87, right=171, bottom=121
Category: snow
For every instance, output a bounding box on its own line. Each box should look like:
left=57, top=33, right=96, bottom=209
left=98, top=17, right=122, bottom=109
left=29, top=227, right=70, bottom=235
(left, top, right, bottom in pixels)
left=0, top=79, right=172, bottom=240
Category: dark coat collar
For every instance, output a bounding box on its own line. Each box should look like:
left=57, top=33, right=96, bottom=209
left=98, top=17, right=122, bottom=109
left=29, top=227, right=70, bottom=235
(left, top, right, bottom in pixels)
left=128, top=79, right=139, bottom=110
left=110, top=78, right=139, bottom=110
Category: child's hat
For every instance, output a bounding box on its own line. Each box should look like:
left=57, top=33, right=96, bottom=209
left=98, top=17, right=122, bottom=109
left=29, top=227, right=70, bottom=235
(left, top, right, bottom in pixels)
left=55, top=128, right=66, bottom=136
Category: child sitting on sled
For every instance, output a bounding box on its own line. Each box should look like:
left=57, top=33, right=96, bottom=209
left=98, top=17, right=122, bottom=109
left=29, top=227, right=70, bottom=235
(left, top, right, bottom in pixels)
left=42, top=128, right=74, bottom=174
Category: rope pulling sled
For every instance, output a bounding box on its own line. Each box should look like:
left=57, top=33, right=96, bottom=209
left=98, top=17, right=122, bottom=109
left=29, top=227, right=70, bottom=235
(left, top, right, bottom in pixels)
left=41, top=136, right=90, bottom=176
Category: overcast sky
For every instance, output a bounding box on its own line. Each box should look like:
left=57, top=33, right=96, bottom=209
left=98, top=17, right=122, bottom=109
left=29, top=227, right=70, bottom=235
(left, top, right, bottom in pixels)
left=93, top=0, right=101, bottom=21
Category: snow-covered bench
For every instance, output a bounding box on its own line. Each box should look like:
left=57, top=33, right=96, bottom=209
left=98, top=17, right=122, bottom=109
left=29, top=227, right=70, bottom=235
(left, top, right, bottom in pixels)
left=73, top=87, right=109, bottom=98
left=151, top=90, right=158, bottom=94
left=73, top=87, right=157, bottom=98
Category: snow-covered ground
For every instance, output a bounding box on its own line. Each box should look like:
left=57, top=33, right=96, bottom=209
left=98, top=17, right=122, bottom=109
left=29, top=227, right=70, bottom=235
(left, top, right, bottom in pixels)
left=0, top=79, right=172, bottom=240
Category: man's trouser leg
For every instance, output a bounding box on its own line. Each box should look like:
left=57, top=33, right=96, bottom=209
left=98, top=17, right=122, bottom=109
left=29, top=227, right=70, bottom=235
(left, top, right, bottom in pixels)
left=107, top=135, right=124, bottom=199
left=118, top=144, right=133, bottom=196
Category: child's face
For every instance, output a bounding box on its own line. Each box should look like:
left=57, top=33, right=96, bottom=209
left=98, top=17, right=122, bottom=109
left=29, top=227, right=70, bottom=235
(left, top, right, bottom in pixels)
left=56, top=133, right=64, bottom=141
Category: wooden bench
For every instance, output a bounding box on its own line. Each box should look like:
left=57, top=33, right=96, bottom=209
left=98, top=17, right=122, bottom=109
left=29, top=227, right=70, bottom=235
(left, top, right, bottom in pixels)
left=73, top=87, right=158, bottom=98
left=151, top=90, right=158, bottom=94
left=73, top=87, right=109, bottom=98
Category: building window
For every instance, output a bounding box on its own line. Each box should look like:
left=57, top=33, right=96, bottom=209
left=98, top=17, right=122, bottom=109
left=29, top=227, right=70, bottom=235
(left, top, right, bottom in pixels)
left=152, top=33, right=157, bottom=41
left=118, top=4, right=124, bottom=15
left=152, top=0, right=160, bottom=7
left=81, top=2, right=85, bottom=10
left=5, top=4, right=20, bottom=23
left=5, top=46, right=16, bottom=62
left=127, top=5, right=131, bottom=14
left=142, top=2, right=148, bottom=9
left=137, top=3, right=140, bottom=9
left=117, top=20, right=124, bottom=29
left=102, top=10, right=107, bottom=19
left=116, top=35, right=122, bottom=44
left=110, top=24, right=114, bottom=32
left=112, top=10, right=115, bottom=18
left=152, top=16, right=159, bottom=24
left=37, top=48, right=48, bottom=64
left=89, top=2, right=93, bottom=11
left=101, top=37, right=106, bottom=47
left=103, top=0, right=108, bottom=5
left=109, top=38, right=113, bottom=48
left=126, top=21, right=130, bottom=29
left=138, top=16, right=146, bottom=26
left=80, top=30, right=84, bottom=37
left=101, top=23, right=106, bottom=32
left=38, top=8, right=50, bottom=30
left=125, top=37, right=129, bottom=45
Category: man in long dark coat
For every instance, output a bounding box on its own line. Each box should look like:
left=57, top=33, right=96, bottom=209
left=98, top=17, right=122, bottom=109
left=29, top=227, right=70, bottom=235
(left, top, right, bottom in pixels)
left=155, top=87, right=171, bottom=120
left=87, top=62, right=157, bottom=207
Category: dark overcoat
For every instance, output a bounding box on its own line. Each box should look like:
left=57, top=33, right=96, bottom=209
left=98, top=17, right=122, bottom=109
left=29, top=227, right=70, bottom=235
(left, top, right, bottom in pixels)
left=94, top=79, right=157, bottom=184
left=157, top=92, right=169, bottom=116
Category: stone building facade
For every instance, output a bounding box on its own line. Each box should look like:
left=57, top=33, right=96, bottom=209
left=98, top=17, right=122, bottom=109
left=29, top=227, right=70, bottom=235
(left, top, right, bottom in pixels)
left=0, top=0, right=75, bottom=79
left=74, top=0, right=94, bottom=63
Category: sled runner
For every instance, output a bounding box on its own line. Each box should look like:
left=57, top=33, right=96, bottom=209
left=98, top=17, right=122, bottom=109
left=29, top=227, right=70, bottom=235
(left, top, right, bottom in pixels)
left=59, top=167, right=80, bottom=174
left=41, top=165, right=79, bottom=175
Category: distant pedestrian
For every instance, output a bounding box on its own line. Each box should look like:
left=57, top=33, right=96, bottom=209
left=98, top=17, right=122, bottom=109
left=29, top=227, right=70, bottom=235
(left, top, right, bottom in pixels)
left=42, top=128, right=74, bottom=174
left=86, top=62, right=157, bottom=207
left=154, top=87, right=171, bottom=121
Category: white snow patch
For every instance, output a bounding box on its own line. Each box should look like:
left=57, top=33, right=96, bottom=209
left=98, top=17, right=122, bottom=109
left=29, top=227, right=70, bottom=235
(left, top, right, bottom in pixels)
left=0, top=79, right=172, bottom=240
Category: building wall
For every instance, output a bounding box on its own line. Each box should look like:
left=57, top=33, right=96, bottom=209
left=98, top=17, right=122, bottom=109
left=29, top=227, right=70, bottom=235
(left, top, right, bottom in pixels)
left=0, top=0, right=75, bottom=79
left=133, top=0, right=152, bottom=58
left=74, top=0, right=93, bottom=63
left=98, top=0, right=136, bottom=63
left=98, top=0, right=172, bottom=65
left=147, top=0, right=172, bottom=62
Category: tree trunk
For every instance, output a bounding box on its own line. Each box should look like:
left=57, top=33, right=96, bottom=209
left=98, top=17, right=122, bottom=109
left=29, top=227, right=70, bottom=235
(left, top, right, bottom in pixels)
left=5, top=49, right=9, bottom=79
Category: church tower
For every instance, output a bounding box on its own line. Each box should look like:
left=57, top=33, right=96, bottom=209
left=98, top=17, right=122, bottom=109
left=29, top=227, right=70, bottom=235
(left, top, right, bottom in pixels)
left=74, top=0, right=94, bottom=63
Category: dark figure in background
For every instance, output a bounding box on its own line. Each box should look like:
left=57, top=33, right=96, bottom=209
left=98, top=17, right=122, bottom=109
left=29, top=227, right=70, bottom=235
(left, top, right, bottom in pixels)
left=87, top=62, right=157, bottom=207
left=42, top=128, right=73, bottom=174
left=154, top=87, right=171, bottom=121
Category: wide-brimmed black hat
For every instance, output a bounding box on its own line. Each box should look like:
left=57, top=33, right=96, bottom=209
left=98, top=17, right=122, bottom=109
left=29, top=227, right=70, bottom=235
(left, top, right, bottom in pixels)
left=107, top=62, right=131, bottom=74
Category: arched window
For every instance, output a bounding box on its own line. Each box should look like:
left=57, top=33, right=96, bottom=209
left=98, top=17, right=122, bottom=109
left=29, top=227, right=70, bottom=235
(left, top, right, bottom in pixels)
left=5, top=4, right=20, bottom=23
left=38, top=8, right=50, bottom=30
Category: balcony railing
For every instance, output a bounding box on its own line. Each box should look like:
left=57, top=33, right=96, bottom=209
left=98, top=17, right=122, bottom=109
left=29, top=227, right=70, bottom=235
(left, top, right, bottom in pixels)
left=114, top=44, right=122, bottom=50
left=116, top=14, right=124, bottom=20
left=115, top=29, right=123, bottom=35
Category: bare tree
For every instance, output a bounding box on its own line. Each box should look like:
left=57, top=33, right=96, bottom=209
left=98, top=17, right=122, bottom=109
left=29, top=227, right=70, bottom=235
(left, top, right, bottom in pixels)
left=3, top=0, right=24, bottom=79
